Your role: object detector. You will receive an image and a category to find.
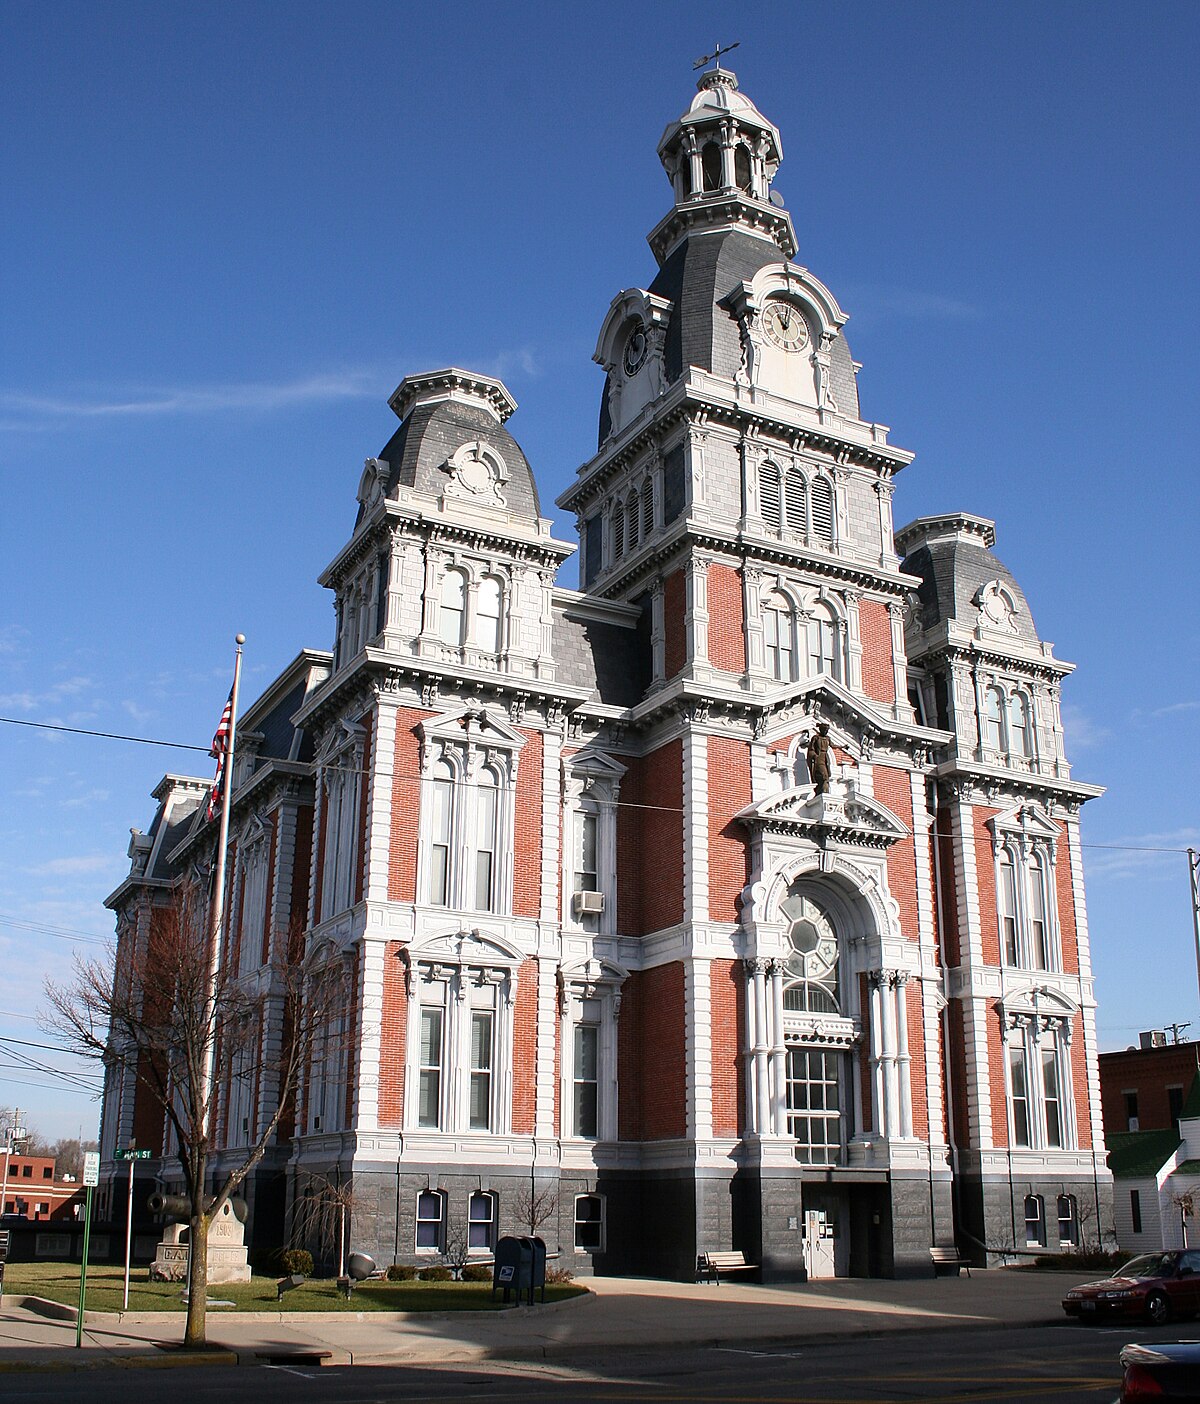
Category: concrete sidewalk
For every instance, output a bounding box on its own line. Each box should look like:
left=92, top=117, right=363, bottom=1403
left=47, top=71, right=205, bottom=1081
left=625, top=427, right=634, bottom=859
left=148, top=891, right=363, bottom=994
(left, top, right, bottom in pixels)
left=0, top=1269, right=1078, bottom=1372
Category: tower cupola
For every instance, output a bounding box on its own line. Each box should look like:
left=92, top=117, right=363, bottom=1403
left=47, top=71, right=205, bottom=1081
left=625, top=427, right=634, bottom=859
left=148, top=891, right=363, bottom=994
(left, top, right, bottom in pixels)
left=651, top=68, right=795, bottom=264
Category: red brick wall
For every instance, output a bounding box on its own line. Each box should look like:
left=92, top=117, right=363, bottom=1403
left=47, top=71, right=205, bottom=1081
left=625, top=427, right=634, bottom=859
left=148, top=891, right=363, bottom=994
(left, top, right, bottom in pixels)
left=388, top=708, right=430, bottom=902
left=289, top=805, right=313, bottom=960
left=261, top=810, right=278, bottom=965
left=512, top=958, right=538, bottom=1134
left=859, top=598, right=896, bottom=705
left=874, top=767, right=917, bottom=940
left=707, top=564, right=744, bottom=674
left=617, top=963, right=686, bottom=1140
left=354, top=710, right=373, bottom=905
left=973, top=807, right=1001, bottom=966
left=1100, top=1043, right=1200, bottom=1133
left=513, top=732, right=543, bottom=918
left=988, top=1014, right=1009, bottom=1148
left=906, top=989, right=929, bottom=1138
left=708, top=735, right=750, bottom=923
left=663, top=569, right=686, bottom=679
left=617, top=740, right=683, bottom=934
left=710, top=959, right=744, bottom=1136
left=947, top=1004, right=971, bottom=1150
left=1070, top=1014, right=1093, bottom=1149
left=378, top=942, right=408, bottom=1128
left=1055, top=821, right=1081, bottom=976
left=936, top=807, right=960, bottom=967
left=343, top=946, right=360, bottom=1127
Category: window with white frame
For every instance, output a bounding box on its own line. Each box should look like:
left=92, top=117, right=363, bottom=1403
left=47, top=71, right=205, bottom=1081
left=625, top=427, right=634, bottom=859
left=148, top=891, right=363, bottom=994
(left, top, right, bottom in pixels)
left=468, top=1191, right=496, bottom=1251
left=573, top=1018, right=600, bottom=1139
left=1024, top=1193, right=1046, bottom=1247
left=318, top=722, right=364, bottom=923
left=307, top=961, right=350, bottom=1134
left=784, top=469, right=807, bottom=532
left=759, top=461, right=782, bottom=530
left=416, top=1190, right=446, bottom=1252
left=763, top=593, right=796, bottom=682
left=226, top=1027, right=256, bottom=1147
left=440, top=568, right=467, bottom=647
left=562, top=752, right=623, bottom=934
left=560, top=964, right=625, bottom=1142
left=574, top=1194, right=605, bottom=1251
left=806, top=603, right=840, bottom=680
left=979, top=680, right=1038, bottom=767
left=810, top=476, right=835, bottom=545
left=1005, top=1014, right=1074, bottom=1150
left=475, top=575, right=504, bottom=653
left=418, top=709, right=522, bottom=916
left=405, top=935, right=518, bottom=1136
left=993, top=828, right=1059, bottom=972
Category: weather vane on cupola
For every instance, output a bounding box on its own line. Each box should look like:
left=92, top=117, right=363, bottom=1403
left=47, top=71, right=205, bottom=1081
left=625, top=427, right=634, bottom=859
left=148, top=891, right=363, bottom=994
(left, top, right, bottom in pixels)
left=693, top=40, right=740, bottom=73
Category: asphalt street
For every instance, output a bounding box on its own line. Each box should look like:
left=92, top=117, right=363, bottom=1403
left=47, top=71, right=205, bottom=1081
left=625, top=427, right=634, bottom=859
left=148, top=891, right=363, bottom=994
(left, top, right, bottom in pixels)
left=0, top=1322, right=1147, bottom=1403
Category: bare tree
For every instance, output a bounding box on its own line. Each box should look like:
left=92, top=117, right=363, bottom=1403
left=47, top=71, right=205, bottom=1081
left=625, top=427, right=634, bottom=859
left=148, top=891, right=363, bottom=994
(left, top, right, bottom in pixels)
left=45, top=881, right=346, bottom=1347
left=512, top=1178, right=558, bottom=1236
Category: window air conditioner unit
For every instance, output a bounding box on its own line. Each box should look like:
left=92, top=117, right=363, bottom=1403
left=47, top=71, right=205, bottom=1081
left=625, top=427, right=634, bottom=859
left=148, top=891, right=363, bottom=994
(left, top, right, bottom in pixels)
left=573, top=890, right=605, bottom=916
left=1128, top=1117, right=1140, bottom=1132
left=1140, top=1030, right=1168, bottom=1050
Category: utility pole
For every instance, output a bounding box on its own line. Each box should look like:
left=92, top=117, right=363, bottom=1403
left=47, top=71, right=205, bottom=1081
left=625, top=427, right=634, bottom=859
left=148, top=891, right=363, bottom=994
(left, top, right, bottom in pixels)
left=1189, top=849, right=1200, bottom=1016
left=1166, top=1021, right=1192, bottom=1045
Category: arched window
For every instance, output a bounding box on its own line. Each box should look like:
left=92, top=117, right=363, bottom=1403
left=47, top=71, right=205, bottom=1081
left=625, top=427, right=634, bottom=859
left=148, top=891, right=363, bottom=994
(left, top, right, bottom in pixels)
left=612, top=503, right=624, bottom=560
left=734, top=143, right=752, bottom=190
left=701, top=141, right=722, bottom=191
left=1009, top=692, right=1033, bottom=758
left=1028, top=853, right=1049, bottom=969
left=416, top=1189, right=446, bottom=1250
left=1024, top=1194, right=1046, bottom=1247
left=429, top=761, right=454, bottom=907
left=468, top=1191, right=497, bottom=1250
left=1057, top=1194, right=1079, bottom=1247
left=475, top=575, right=503, bottom=654
left=473, top=769, right=500, bottom=912
left=807, top=603, right=839, bottom=679
left=759, top=461, right=782, bottom=530
left=680, top=156, right=693, bottom=198
left=440, top=569, right=467, bottom=647
left=998, top=850, right=1019, bottom=964
left=626, top=493, right=640, bottom=551
left=763, top=592, right=795, bottom=681
left=982, top=685, right=1005, bottom=752
left=810, top=477, right=834, bottom=545
left=641, top=479, right=654, bottom=539
left=784, top=471, right=807, bottom=532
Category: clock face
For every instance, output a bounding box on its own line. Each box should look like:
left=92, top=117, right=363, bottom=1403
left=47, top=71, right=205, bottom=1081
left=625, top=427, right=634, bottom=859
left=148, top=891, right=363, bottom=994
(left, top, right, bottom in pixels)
left=761, top=301, right=810, bottom=353
left=781, top=895, right=838, bottom=979
left=623, top=323, right=649, bottom=376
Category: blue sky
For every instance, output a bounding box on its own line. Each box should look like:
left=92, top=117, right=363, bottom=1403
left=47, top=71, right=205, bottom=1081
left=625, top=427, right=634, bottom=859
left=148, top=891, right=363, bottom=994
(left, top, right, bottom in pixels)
left=1, top=1, right=1197, bottom=1140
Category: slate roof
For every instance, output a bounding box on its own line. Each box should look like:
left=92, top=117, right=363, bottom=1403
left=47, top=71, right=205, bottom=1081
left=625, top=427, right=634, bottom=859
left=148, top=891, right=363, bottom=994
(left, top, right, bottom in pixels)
left=1107, top=1129, right=1181, bottom=1179
left=376, top=399, right=541, bottom=522
left=898, top=517, right=1041, bottom=645
left=551, top=600, right=648, bottom=708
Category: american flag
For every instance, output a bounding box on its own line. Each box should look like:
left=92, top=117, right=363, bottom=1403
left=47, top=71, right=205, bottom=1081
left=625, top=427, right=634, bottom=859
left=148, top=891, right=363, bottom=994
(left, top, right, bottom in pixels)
left=206, top=688, right=234, bottom=822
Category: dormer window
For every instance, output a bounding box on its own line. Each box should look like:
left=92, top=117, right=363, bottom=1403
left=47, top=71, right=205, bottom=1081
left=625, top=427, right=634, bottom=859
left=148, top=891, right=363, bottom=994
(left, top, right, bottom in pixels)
left=432, top=561, right=507, bottom=659
left=440, top=569, right=467, bottom=647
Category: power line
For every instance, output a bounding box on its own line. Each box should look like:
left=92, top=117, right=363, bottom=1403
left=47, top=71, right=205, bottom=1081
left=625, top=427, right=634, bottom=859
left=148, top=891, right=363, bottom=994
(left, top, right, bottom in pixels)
left=0, top=1073, right=98, bottom=1098
left=0, top=715, right=209, bottom=753
left=0, top=916, right=110, bottom=949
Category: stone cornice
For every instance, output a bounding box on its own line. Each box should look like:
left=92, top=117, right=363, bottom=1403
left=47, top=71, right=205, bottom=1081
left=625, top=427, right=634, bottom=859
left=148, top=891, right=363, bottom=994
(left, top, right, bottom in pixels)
left=936, top=763, right=1104, bottom=811
left=907, top=633, right=1075, bottom=681
left=646, top=192, right=797, bottom=264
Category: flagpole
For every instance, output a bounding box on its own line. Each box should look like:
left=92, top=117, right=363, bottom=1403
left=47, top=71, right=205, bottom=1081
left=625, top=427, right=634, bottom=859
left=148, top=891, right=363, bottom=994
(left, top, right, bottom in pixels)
left=199, top=634, right=245, bottom=1127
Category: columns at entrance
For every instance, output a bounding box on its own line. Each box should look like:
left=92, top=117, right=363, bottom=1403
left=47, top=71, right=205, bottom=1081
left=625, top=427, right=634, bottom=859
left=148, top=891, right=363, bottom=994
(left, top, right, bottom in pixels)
left=743, top=956, right=789, bottom=1137
left=868, top=968, right=914, bottom=1140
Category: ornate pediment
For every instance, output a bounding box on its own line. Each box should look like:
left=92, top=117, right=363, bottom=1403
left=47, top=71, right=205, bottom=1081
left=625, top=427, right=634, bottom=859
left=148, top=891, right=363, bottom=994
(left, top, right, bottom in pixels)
left=985, top=801, right=1060, bottom=848
left=411, top=927, right=522, bottom=972
left=736, top=786, right=909, bottom=849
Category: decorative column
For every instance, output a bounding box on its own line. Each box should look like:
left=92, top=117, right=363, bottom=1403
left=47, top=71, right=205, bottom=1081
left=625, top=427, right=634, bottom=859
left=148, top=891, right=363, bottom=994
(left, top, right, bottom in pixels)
left=682, top=725, right=709, bottom=924
left=534, top=958, right=559, bottom=1140
left=768, top=959, right=787, bottom=1136
left=744, top=958, right=771, bottom=1136
left=687, top=556, right=711, bottom=678
left=889, top=602, right=910, bottom=722
left=894, top=972, right=913, bottom=1139
left=869, top=971, right=886, bottom=1137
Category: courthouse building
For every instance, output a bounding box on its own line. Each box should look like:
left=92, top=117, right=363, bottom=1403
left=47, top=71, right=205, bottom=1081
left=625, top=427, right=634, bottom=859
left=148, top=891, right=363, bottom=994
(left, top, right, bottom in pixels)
left=100, top=69, right=1109, bottom=1278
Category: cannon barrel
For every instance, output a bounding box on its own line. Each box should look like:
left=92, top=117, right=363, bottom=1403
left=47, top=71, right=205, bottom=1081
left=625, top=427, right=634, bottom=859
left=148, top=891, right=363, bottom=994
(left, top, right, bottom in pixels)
left=148, top=1192, right=248, bottom=1222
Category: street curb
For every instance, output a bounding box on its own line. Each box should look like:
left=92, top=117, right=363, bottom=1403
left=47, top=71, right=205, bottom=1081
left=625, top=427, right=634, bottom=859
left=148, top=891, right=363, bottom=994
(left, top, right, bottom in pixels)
left=0, top=1349, right=240, bottom=1374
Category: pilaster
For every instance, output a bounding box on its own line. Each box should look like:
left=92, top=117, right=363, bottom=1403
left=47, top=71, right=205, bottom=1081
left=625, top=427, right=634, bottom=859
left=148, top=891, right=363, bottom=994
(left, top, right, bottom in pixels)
left=682, top=727, right=709, bottom=923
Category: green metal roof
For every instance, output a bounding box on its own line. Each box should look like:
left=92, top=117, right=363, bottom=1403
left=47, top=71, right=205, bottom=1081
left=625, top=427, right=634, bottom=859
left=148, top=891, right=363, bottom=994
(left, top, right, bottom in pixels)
left=1108, top=1129, right=1181, bottom=1179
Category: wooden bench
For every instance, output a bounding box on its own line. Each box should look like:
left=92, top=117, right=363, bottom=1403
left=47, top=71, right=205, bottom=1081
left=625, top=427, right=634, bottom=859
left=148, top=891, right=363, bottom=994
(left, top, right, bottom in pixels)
left=696, top=1250, right=759, bottom=1285
left=930, top=1246, right=972, bottom=1277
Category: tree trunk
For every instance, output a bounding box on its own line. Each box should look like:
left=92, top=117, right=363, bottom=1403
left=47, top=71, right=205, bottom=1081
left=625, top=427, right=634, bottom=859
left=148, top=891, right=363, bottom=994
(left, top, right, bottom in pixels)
left=183, top=1211, right=209, bottom=1347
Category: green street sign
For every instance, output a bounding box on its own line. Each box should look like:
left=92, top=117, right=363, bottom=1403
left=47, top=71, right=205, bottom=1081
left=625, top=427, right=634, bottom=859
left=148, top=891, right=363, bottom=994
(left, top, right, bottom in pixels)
left=113, top=1148, right=153, bottom=1161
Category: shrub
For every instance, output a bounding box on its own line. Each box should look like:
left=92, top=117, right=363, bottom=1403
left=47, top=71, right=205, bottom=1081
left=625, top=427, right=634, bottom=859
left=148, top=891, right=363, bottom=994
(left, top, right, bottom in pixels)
left=544, top=1266, right=574, bottom=1284
left=461, top=1264, right=491, bottom=1282
left=386, top=1263, right=417, bottom=1281
left=419, top=1265, right=453, bottom=1282
left=270, top=1248, right=314, bottom=1276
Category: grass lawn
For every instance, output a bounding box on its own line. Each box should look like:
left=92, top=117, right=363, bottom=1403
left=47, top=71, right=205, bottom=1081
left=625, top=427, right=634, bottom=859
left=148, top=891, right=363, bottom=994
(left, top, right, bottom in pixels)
left=3, top=1261, right=586, bottom=1313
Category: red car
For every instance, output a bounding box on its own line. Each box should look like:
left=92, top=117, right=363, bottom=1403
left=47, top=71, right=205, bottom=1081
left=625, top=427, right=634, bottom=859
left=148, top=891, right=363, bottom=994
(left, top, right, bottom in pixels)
left=1063, top=1250, right=1200, bottom=1325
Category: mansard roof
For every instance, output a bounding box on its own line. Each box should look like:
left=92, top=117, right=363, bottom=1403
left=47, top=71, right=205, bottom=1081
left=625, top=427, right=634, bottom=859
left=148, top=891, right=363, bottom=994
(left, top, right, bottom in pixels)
left=551, top=590, right=648, bottom=708
left=896, top=512, right=1041, bottom=647
left=371, top=368, right=542, bottom=524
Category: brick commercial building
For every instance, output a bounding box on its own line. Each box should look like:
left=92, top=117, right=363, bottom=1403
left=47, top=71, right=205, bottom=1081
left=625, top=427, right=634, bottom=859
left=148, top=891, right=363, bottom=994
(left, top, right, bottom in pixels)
left=1100, top=1041, right=1200, bottom=1135
left=99, top=69, right=1109, bottom=1278
left=1, top=1154, right=84, bottom=1222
